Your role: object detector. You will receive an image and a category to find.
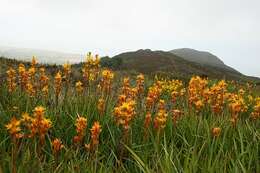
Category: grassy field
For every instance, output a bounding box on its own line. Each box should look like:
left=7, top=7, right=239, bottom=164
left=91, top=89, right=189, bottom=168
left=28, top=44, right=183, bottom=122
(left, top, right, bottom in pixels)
left=0, top=55, right=259, bottom=173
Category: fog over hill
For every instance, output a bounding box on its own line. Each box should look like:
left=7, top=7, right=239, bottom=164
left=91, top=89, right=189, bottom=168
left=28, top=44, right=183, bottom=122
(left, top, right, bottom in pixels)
left=0, top=46, right=84, bottom=64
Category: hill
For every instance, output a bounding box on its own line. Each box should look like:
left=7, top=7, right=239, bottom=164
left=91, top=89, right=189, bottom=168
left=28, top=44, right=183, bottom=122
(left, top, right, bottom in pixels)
left=104, top=49, right=250, bottom=81
left=170, top=48, right=238, bottom=73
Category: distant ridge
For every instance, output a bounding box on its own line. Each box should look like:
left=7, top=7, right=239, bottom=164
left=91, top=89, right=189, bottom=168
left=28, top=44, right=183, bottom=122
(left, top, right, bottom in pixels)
left=0, top=46, right=83, bottom=64
left=170, top=48, right=239, bottom=73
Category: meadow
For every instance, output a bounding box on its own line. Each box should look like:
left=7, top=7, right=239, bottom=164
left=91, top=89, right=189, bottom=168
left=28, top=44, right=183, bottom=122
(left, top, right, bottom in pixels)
left=0, top=54, right=259, bottom=173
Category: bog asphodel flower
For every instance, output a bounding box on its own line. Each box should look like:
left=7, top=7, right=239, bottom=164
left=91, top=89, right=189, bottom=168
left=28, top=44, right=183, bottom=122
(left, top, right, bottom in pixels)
left=194, top=100, right=204, bottom=112
left=146, top=82, right=162, bottom=110
left=6, top=68, right=17, bottom=93
left=54, top=71, right=62, bottom=97
left=63, top=63, right=71, bottom=86
left=208, top=80, right=227, bottom=114
left=144, top=112, right=152, bottom=129
left=29, top=106, right=52, bottom=144
left=122, top=77, right=131, bottom=97
left=172, top=109, right=182, bottom=127
left=188, top=76, right=208, bottom=111
left=26, top=82, right=36, bottom=97
left=250, top=101, right=260, bottom=120
left=97, top=98, right=105, bottom=115
left=154, top=100, right=168, bottom=131
left=136, top=74, right=145, bottom=95
left=73, top=116, right=87, bottom=144
left=82, top=52, right=100, bottom=83
left=39, top=68, right=49, bottom=97
left=52, top=138, right=64, bottom=155
left=18, top=63, right=28, bottom=90
left=100, top=69, right=114, bottom=93
left=85, top=121, right=102, bottom=151
left=5, top=117, right=23, bottom=139
left=212, top=127, right=221, bottom=138
left=114, top=98, right=136, bottom=131
left=75, top=81, right=83, bottom=94
left=21, top=112, right=32, bottom=130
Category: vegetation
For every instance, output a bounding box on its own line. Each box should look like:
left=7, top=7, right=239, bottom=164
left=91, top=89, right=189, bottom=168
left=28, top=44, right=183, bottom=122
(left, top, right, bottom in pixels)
left=0, top=54, right=259, bottom=173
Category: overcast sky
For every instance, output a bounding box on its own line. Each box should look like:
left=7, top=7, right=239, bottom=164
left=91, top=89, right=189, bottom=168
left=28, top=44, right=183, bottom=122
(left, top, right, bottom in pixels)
left=0, top=0, right=259, bottom=77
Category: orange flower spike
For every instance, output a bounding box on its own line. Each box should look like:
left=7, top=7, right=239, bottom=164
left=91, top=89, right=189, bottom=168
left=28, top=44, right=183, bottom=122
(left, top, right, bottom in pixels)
left=212, top=127, right=221, bottom=138
left=100, top=69, right=114, bottom=93
left=144, top=112, right=152, bottom=129
left=73, top=116, right=87, bottom=144
left=52, top=138, right=64, bottom=155
left=172, top=109, right=182, bottom=127
left=75, top=81, right=83, bottom=93
left=5, top=117, right=23, bottom=139
left=6, top=68, right=17, bottom=93
left=90, top=121, right=102, bottom=146
left=97, top=98, right=105, bottom=115
left=136, top=74, right=145, bottom=94
left=34, top=106, right=45, bottom=120
left=54, top=71, right=62, bottom=97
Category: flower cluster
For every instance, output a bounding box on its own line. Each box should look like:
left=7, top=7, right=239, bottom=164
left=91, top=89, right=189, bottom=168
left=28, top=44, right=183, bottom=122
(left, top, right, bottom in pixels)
left=6, top=68, right=17, bottom=93
left=136, top=74, right=145, bottom=95
left=63, top=63, right=71, bottom=83
left=99, top=69, right=114, bottom=93
left=85, top=121, right=102, bottom=151
left=54, top=71, right=62, bottom=98
left=29, top=106, right=52, bottom=144
left=73, top=116, right=87, bottom=144
left=114, top=97, right=136, bottom=131
left=75, top=81, right=84, bottom=94
left=18, top=63, right=29, bottom=90
left=154, top=100, right=168, bottom=131
left=251, top=98, right=260, bottom=120
left=97, top=98, right=105, bottom=115
left=82, top=53, right=100, bottom=83
left=188, top=76, right=208, bottom=112
left=5, top=117, right=23, bottom=139
left=146, top=81, right=162, bottom=111
left=172, top=109, right=182, bottom=127
left=52, top=138, right=64, bottom=155
left=39, top=68, right=49, bottom=97
left=208, top=80, right=227, bottom=114
left=228, top=94, right=248, bottom=127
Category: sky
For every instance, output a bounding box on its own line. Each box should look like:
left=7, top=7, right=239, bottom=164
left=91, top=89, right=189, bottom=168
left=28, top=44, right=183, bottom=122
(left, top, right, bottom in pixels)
left=0, top=0, right=259, bottom=77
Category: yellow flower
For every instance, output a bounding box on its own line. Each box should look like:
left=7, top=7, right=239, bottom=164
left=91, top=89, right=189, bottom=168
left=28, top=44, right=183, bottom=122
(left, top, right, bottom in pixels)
left=114, top=99, right=136, bottom=131
left=97, top=98, right=105, bottom=115
left=54, top=71, right=62, bottom=97
left=212, top=127, right=221, bottom=137
left=5, top=117, right=23, bottom=139
left=75, top=81, right=83, bottom=93
left=90, top=121, right=102, bottom=146
left=73, top=116, right=87, bottom=144
left=154, top=100, right=168, bottom=131
left=34, top=106, right=45, bottom=119
left=6, top=68, right=17, bottom=93
left=52, top=138, right=64, bottom=155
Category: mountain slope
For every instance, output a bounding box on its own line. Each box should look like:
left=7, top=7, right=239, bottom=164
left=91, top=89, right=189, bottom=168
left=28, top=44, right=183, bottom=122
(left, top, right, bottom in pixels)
left=170, top=48, right=239, bottom=73
left=109, top=49, right=246, bottom=80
